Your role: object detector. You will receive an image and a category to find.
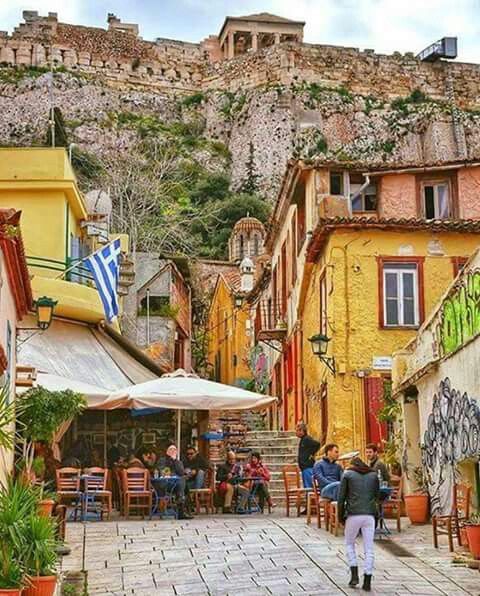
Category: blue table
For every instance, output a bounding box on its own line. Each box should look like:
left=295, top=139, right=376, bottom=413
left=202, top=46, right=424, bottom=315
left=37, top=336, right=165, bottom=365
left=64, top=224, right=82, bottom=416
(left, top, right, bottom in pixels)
left=376, top=486, right=393, bottom=537
left=151, top=476, right=180, bottom=519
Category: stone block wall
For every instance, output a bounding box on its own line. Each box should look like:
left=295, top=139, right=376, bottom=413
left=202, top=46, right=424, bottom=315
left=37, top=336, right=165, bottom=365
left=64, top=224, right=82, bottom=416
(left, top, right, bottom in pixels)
left=3, top=12, right=480, bottom=106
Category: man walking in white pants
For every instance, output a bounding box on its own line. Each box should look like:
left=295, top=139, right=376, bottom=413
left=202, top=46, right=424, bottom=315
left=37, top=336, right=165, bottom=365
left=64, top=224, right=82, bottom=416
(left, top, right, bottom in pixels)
left=337, top=457, right=380, bottom=591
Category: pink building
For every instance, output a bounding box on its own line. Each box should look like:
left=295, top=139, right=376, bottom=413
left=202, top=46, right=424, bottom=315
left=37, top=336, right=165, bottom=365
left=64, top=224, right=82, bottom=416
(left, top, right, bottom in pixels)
left=0, top=209, right=32, bottom=480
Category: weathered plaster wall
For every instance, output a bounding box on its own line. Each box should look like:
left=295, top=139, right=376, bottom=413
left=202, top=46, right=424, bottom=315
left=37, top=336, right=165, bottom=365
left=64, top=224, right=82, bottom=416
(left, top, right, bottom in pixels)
left=379, top=174, right=417, bottom=219
left=302, top=229, right=480, bottom=451
left=458, top=168, right=480, bottom=219
left=0, top=250, right=17, bottom=484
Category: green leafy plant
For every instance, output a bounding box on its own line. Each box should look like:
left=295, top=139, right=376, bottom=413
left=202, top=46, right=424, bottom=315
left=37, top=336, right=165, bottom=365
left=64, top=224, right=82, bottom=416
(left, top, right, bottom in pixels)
left=0, top=544, right=24, bottom=589
left=18, top=387, right=86, bottom=443
left=0, top=383, right=17, bottom=451
left=22, top=514, right=57, bottom=577
left=181, top=92, right=205, bottom=108
left=412, top=465, right=429, bottom=494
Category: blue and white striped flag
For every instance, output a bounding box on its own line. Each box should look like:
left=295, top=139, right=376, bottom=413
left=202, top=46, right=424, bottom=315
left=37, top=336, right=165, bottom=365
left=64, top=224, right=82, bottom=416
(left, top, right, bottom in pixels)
left=85, top=239, right=122, bottom=322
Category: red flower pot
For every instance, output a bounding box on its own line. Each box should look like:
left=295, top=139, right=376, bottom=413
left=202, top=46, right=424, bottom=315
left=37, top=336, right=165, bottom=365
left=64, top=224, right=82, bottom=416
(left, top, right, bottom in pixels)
left=404, top=494, right=429, bottom=524
left=22, top=576, right=56, bottom=596
left=466, top=524, right=480, bottom=559
left=37, top=500, right=55, bottom=517
left=0, top=589, right=22, bottom=596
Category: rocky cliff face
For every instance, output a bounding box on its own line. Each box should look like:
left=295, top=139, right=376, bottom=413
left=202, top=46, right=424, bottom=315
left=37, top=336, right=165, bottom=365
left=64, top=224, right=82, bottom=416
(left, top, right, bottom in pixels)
left=2, top=67, right=479, bottom=202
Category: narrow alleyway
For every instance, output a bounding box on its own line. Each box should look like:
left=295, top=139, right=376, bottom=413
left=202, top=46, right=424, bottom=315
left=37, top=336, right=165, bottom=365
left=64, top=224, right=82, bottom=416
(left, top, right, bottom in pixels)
left=62, top=515, right=479, bottom=595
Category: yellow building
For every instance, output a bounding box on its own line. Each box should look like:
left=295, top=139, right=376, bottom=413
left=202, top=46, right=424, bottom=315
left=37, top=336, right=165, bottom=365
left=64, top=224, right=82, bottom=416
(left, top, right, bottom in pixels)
left=0, top=147, right=127, bottom=324
left=206, top=216, right=267, bottom=386
left=250, top=158, right=480, bottom=452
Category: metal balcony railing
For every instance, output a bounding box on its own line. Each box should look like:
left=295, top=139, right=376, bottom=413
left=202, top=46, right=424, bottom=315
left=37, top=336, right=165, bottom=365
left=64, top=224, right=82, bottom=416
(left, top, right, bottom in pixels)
left=255, top=299, right=287, bottom=341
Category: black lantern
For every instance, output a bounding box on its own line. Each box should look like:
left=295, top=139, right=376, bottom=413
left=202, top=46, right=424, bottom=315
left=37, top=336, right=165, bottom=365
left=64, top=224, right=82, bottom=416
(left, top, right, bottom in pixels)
left=35, top=296, right=57, bottom=330
left=308, top=333, right=336, bottom=375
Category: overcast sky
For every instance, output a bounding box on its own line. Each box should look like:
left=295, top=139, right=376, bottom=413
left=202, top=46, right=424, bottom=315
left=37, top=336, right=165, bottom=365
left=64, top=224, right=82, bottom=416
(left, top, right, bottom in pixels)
left=1, top=0, right=479, bottom=63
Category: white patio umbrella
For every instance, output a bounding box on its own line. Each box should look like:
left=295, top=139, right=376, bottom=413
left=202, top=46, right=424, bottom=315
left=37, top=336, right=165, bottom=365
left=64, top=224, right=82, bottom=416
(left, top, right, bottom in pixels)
left=93, top=369, right=277, bottom=453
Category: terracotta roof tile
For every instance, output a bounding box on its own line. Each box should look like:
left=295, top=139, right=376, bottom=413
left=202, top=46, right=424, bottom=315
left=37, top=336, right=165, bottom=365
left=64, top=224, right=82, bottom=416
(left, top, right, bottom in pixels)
left=307, top=217, right=480, bottom=262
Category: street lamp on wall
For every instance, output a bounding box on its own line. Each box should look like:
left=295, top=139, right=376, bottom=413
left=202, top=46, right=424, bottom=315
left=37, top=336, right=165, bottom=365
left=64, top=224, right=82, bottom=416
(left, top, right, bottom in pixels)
left=308, top=333, right=336, bottom=375
left=34, top=296, right=57, bottom=330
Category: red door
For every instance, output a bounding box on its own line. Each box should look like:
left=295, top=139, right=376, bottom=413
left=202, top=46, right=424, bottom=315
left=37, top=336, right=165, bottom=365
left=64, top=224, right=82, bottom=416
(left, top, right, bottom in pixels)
left=364, top=377, right=387, bottom=445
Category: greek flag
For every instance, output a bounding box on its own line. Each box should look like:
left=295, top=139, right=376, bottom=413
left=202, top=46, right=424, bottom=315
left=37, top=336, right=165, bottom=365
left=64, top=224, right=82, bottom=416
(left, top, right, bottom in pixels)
left=85, top=239, right=122, bottom=322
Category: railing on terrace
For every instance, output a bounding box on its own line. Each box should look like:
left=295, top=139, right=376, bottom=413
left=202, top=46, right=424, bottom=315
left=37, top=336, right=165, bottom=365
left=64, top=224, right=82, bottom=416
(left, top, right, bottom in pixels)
left=26, top=256, right=94, bottom=286
left=255, top=299, right=287, bottom=342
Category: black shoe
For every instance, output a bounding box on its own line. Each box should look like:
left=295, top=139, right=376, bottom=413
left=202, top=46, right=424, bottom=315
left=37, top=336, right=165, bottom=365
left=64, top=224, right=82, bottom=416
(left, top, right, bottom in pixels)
left=362, top=575, right=372, bottom=592
left=223, top=507, right=232, bottom=514
left=177, top=506, right=193, bottom=520
left=348, top=566, right=359, bottom=587
left=300, top=509, right=307, bottom=515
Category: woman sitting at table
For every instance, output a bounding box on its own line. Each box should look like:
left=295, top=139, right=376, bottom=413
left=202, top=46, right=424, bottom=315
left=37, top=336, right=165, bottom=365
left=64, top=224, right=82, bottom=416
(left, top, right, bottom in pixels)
left=244, top=451, right=274, bottom=512
left=155, top=444, right=193, bottom=520
left=216, top=450, right=249, bottom=514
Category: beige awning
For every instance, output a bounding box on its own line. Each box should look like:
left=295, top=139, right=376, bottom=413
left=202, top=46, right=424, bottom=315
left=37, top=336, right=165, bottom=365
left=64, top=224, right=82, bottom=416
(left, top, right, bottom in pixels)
left=17, top=316, right=158, bottom=391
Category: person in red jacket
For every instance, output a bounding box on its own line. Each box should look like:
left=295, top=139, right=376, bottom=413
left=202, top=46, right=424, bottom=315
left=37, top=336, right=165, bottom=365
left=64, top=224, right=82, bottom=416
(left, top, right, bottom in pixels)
left=245, top=451, right=274, bottom=512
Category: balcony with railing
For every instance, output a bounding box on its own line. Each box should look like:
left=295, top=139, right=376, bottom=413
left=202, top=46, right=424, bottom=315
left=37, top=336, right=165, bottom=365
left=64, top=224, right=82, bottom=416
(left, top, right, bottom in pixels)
left=255, top=299, right=287, bottom=342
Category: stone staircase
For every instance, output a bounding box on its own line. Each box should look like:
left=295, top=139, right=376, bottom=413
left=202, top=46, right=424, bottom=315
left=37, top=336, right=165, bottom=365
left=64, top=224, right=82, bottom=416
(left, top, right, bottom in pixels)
left=244, top=430, right=298, bottom=506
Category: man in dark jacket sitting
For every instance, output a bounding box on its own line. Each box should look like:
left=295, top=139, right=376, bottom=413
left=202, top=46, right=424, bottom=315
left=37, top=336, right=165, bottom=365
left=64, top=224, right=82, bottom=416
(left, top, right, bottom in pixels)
left=337, top=457, right=380, bottom=592
left=156, top=444, right=193, bottom=520
left=313, top=443, right=343, bottom=500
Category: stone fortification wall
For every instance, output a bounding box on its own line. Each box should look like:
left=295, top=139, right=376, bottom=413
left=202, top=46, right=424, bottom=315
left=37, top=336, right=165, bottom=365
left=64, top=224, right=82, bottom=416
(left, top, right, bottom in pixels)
left=3, top=12, right=480, bottom=107
left=0, top=12, right=205, bottom=92
left=205, top=43, right=480, bottom=109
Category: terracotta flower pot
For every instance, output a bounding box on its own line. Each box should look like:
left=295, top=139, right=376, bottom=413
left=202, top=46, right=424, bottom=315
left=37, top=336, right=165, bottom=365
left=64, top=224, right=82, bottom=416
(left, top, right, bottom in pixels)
left=37, top=500, right=55, bottom=517
left=0, top=589, right=22, bottom=596
left=404, top=493, right=429, bottom=524
left=22, top=576, right=56, bottom=596
left=466, top=524, right=480, bottom=559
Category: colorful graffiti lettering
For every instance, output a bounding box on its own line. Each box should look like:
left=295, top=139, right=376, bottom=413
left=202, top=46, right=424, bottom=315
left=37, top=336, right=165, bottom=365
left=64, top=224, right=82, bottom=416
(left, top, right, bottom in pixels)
left=422, top=378, right=480, bottom=515
left=436, top=269, right=480, bottom=357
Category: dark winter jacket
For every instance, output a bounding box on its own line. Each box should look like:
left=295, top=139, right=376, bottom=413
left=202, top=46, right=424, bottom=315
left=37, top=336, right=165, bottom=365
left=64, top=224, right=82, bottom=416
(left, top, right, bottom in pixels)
left=337, top=458, right=380, bottom=521
left=313, top=457, right=343, bottom=489
left=157, top=456, right=185, bottom=477
left=298, top=434, right=320, bottom=470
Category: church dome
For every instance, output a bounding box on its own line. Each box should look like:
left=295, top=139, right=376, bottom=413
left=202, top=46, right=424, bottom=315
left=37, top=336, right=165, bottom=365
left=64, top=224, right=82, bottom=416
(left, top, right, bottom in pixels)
left=229, top=215, right=266, bottom=263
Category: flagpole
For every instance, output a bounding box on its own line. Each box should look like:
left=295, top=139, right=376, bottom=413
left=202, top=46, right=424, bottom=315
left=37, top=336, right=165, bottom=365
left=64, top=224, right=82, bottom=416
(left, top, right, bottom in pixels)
left=54, top=240, right=117, bottom=280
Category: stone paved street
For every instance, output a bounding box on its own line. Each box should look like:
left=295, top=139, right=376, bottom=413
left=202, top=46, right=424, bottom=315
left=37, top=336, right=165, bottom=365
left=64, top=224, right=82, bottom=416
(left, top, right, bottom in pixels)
left=62, top=514, right=480, bottom=595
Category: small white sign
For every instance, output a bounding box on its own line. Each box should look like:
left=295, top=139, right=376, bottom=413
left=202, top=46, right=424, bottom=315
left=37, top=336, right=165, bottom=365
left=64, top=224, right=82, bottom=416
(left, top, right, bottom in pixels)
left=372, top=356, right=392, bottom=370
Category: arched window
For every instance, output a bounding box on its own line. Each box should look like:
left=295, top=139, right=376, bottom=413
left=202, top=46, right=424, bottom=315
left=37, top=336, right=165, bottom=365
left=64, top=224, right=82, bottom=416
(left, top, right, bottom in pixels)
left=253, top=234, right=260, bottom=256
left=239, top=234, right=244, bottom=259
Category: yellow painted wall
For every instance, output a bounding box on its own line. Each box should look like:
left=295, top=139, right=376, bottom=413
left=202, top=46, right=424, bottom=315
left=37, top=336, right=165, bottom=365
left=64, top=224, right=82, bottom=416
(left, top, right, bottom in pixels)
left=301, top=228, right=480, bottom=452
left=0, top=148, right=115, bottom=324
left=207, top=276, right=251, bottom=385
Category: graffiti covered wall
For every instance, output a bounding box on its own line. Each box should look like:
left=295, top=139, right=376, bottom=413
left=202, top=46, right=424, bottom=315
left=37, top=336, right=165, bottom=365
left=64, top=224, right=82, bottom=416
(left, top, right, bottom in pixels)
left=436, top=269, right=480, bottom=357
left=421, top=377, right=480, bottom=515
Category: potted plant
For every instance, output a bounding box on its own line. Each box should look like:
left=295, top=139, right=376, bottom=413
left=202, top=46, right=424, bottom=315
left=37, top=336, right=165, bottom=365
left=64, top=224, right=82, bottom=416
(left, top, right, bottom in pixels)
left=21, top=514, right=58, bottom=596
left=0, top=546, right=24, bottom=595
left=36, top=486, right=56, bottom=518
left=465, top=512, right=480, bottom=559
left=404, top=466, right=429, bottom=524
left=0, top=480, right=38, bottom=596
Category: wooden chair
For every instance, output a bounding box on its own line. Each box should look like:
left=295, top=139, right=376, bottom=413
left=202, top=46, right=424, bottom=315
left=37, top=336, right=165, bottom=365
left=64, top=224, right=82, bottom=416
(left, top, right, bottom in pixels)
left=189, top=468, right=215, bottom=515
left=433, top=483, right=471, bottom=551
left=55, top=467, right=82, bottom=520
left=83, top=467, right=113, bottom=520
left=383, top=477, right=403, bottom=532
left=328, top=502, right=340, bottom=536
left=121, top=468, right=152, bottom=519
left=306, top=477, right=330, bottom=529
left=282, top=464, right=308, bottom=517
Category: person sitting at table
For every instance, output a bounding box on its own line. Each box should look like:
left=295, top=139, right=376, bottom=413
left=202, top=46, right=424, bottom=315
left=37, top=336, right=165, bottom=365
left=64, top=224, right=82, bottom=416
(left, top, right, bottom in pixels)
left=313, top=443, right=343, bottom=500
left=139, top=448, right=158, bottom=473
left=216, top=450, right=249, bottom=514
left=182, top=445, right=209, bottom=490
left=127, top=452, right=146, bottom=468
left=244, top=451, right=274, bottom=512
left=365, top=443, right=390, bottom=484
left=156, top=444, right=193, bottom=520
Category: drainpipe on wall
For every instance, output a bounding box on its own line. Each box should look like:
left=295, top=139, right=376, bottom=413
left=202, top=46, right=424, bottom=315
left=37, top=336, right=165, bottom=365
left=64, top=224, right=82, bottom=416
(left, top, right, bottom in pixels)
left=349, top=174, right=371, bottom=216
